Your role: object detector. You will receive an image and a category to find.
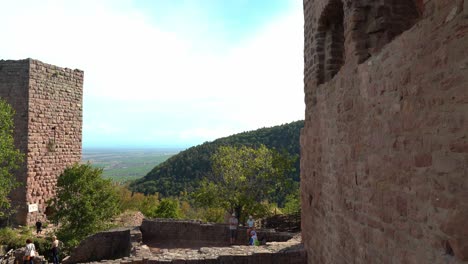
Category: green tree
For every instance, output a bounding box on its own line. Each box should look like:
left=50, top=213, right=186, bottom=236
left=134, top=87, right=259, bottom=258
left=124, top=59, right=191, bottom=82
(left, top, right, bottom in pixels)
left=0, top=99, right=23, bottom=218
left=282, top=187, right=301, bottom=214
left=48, top=163, right=120, bottom=247
left=152, top=198, right=181, bottom=219
left=116, top=185, right=160, bottom=217
left=193, top=145, right=296, bottom=222
left=130, top=120, right=303, bottom=198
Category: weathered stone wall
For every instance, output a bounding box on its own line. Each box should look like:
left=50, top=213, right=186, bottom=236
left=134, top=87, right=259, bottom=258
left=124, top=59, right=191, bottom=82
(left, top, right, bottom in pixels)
left=65, top=223, right=304, bottom=263
left=302, top=0, right=468, bottom=263
left=65, top=228, right=133, bottom=264
left=0, top=59, right=83, bottom=225
left=0, top=60, right=30, bottom=221
left=141, top=219, right=294, bottom=246
left=26, top=59, right=83, bottom=224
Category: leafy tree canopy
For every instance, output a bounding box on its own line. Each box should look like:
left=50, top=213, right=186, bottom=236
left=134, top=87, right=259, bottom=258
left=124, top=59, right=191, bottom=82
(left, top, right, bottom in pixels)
left=0, top=99, right=23, bottom=218
left=130, top=120, right=303, bottom=203
left=48, top=163, right=120, bottom=247
left=193, top=145, right=296, bottom=222
left=152, top=198, right=181, bottom=219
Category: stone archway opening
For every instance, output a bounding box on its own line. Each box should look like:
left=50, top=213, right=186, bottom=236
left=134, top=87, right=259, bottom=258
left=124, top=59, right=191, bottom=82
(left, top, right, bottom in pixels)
left=316, top=0, right=345, bottom=85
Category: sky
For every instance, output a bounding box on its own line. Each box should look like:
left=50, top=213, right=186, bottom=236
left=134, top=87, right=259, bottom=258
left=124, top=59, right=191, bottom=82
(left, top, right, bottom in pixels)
left=0, top=0, right=304, bottom=149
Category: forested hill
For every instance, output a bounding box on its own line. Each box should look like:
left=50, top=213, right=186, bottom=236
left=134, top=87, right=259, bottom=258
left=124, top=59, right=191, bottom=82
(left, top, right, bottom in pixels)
left=129, top=120, right=304, bottom=197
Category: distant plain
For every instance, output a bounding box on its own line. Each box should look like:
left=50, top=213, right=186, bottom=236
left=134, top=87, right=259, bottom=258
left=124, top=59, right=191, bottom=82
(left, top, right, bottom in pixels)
left=82, top=148, right=183, bottom=182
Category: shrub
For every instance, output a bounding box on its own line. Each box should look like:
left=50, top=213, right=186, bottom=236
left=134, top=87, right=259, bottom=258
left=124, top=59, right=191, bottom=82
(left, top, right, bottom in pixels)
left=0, top=227, right=50, bottom=254
left=152, top=198, right=181, bottom=219
left=48, top=163, right=120, bottom=248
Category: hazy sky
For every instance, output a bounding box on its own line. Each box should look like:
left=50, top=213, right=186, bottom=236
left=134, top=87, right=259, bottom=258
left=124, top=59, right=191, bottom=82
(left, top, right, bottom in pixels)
left=1, top=0, right=304, bottom=148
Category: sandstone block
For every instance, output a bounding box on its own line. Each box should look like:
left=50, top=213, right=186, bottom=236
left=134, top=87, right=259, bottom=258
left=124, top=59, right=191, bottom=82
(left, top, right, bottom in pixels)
left=414, top=153, right=432, bottom=167
left=449, top=140, right=468, bottom=153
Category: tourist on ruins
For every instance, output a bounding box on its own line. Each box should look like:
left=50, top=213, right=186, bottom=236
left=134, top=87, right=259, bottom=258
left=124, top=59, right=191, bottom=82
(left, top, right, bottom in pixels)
left=51, top=235, right=60, bottom=264
left=246, top=215, right=255, bottom=228
left=246, top=215, right=255, bottom=233
left=229, top=213, right=238, bottom=244
left=249, top=230, right=259, bottom=246
left=23, top=239, right=36, bottom=264
left=35, top=220, right=42, bottom=234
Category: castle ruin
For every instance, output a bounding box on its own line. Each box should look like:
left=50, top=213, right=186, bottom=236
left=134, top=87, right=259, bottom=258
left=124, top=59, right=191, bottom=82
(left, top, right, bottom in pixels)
left=0, top=59, right=83, bottom=225
left=301, top=0, right=468, bottom=263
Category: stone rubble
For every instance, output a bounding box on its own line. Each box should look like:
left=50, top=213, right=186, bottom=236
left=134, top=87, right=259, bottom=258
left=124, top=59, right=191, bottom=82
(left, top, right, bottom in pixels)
left=86, top=235, right=303, bottom=263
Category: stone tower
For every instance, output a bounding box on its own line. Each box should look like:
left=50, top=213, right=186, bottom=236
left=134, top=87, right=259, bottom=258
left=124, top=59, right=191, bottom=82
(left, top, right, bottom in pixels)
left=302, top=0, right=468, bottom=263
left=0, top=59, right=83, bottom=225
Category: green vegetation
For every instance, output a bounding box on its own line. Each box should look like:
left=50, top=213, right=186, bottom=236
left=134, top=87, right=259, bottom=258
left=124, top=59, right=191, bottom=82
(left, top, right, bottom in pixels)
left=282, top=188, right=301, bottom=215
left=0, top=226, right=50, bottom=253
left=193, top=145, right=296, bottom=221
left=153, top=198, right=181, bottom=219
left=116, top=185, right=160, bottom=217
left=0, top=99, right=24, bottom=218
left=0, top=121, right=302, bottom=252
left=130, top=120, right=303, bottom=201
left=48, top=163, right=120, bottom=247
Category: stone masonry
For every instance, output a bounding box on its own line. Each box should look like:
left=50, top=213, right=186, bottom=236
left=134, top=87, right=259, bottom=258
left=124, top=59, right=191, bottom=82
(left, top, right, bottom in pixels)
left=302, top=0, right=468, bottom=263
left=0, top=59, right=83, bottom=225
left=301, top=0, right=468, bottom=263
left=63, top=223, right=305, bottom=264
left=140, top=219, right=294, bottom=247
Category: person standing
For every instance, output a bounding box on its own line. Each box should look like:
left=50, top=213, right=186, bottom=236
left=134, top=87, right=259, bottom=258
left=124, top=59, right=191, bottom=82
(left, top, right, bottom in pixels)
left=35, top=221, right=42, bottom=234
left=23, top=239, right=36, bottom=264
left=51, top=235, right=60, bottom=264
left=246, top=215, right=255, bottom=229
left=229, top=213, right=238, bottom=244
left=246, top=215, right=255, bottom=233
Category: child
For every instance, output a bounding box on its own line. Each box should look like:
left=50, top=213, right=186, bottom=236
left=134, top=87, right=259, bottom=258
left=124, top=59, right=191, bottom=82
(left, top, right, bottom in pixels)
left=249, top=230, right=258, bottom=246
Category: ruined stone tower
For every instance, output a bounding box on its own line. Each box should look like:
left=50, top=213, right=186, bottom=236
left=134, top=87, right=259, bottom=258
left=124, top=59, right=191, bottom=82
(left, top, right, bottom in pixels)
left=0, top=59, right=83, bottom=225
left=302, top=0, right=468, bottom=263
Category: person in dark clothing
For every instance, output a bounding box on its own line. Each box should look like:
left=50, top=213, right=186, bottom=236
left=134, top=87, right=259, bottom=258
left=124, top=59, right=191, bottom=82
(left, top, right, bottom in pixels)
left=35, top=221, right=42, bottom=234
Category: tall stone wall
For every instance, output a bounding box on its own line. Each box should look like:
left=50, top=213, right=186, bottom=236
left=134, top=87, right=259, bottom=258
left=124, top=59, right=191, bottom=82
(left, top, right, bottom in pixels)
left=0, top=60, right=30, bottom=218
left=0, top=59, right=83, bottom=225
left=26, top=59, right=83, bottom=224
left=301, top=0, right=468, bottom=263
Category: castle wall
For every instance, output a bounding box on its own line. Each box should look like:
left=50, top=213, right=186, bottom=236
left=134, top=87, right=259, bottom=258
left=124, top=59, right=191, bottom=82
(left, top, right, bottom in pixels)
left=0, top=60, right=30, bottom=221
left=302, top=0, right=468, bottom=263
left=0, top=59, right=83, bottom=225
left=64, top=224, right=305, bottom=264
left=140, top=219, right=294, bottom=246
left=25, top=59, right=83, bottom=224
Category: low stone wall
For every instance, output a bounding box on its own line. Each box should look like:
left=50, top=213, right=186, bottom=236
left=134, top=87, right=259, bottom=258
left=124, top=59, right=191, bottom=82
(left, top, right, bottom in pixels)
left=140, top=219, right=294, bottom=246
left=65, top=220, right=299, bottom=263
left=65, top=227, right=137, bottom=263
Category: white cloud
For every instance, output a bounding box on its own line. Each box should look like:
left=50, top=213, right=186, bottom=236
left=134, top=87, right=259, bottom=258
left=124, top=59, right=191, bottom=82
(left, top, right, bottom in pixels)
left=0, top=0, right=304, bottom=147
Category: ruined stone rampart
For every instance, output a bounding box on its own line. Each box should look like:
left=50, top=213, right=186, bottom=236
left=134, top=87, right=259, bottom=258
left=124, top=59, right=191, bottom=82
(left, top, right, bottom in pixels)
left=0, top=59, right=83, bottom=225
left=66, top=221, right=304, bottom=263
left=141, top=219, right=293, bottom=246
left=65, top=228, right=134, bottom=264
left=302, top=0, right=468, bottom=263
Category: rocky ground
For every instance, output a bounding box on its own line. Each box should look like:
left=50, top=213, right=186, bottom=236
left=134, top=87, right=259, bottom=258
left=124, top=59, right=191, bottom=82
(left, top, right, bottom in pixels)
left=87, top=234, right=303, bottom=263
